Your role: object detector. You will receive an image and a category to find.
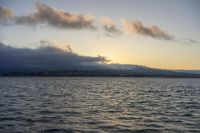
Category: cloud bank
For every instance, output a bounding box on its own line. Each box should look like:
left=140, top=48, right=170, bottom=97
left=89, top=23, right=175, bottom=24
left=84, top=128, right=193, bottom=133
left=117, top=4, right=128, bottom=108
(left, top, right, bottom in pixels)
left=0, top=41, right=109, bottom=72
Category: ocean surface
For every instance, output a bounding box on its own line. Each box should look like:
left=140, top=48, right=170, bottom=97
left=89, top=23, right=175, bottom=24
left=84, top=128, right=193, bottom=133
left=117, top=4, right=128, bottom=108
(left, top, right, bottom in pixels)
left=0, top=77, right=199, bottom=133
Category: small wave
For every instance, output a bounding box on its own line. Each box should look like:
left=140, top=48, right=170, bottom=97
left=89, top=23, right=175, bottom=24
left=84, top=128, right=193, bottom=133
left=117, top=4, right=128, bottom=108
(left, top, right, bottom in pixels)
left=41, top=128, right=78, bottom=133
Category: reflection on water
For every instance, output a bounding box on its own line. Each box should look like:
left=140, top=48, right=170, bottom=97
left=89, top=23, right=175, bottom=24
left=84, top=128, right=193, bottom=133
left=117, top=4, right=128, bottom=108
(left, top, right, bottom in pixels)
left=0, top=77, right=200, bottom=132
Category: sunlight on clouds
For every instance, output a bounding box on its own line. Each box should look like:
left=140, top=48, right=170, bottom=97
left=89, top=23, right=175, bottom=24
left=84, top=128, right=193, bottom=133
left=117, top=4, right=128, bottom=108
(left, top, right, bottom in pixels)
left=39, top=39, right=72, bottom=52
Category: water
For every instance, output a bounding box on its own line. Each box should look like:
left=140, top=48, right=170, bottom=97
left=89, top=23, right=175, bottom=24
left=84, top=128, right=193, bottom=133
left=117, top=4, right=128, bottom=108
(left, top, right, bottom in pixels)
left=0, top=77, right=200, bottom=133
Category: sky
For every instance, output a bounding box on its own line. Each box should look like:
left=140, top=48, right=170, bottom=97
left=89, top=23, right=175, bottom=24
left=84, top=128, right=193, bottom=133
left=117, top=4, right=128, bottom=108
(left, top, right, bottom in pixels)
left=0, top=0, right=200, bottom=70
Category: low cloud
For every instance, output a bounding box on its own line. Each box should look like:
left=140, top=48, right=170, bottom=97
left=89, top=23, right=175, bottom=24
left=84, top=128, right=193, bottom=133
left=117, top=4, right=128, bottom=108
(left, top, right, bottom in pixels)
left=0, top=41, right=109, bottom=72
left=100, top=17, right=122, bottom=36
left=15, top=3, right=96, bottom=30
left=122, top=19, right=174, bottom=40
left=39, top=39, right=73, bottom=52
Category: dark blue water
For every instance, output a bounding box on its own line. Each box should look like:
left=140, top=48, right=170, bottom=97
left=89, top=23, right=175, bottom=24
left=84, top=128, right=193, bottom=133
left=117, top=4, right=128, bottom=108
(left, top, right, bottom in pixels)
left=0, top=77, right=200, bottom=133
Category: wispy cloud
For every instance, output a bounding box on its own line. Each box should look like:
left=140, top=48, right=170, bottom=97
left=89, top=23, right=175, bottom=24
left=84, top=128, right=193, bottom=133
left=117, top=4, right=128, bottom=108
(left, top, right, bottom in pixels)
left=99, top=17, right=122, bottom=36
left=0, top=6, right=13, bottom=24
left=15, top=3, right=96, bottom=30
left=0, top=4, right=197, bottom=44
left=122, top=19, right=174, bottom=41
left=121, top=19, right=198, bottom=44
left=179, top=38, right=198, bottom=45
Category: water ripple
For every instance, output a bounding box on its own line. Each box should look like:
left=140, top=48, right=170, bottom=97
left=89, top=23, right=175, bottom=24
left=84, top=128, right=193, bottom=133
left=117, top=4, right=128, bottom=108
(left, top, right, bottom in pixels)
left=0, top=77, right=200, bottom=132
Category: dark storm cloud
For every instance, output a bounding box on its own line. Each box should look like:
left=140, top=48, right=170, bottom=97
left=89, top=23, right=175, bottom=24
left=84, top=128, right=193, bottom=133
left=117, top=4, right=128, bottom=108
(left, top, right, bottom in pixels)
left=122, top=19, right=174, bottom=40
left=15, top=3, right=96, bottom=30
left=0, top=42, right=109, bottom=72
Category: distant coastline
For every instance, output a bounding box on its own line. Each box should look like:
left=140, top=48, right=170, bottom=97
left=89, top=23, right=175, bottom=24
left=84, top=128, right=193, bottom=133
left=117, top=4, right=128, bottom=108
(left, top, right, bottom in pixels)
left=1, top=70, right=200, bottom=78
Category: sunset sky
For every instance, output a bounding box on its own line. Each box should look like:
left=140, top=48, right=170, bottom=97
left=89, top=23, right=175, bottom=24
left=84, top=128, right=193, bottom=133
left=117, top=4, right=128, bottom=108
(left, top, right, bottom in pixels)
left=0, top=0, right=200, bottom=70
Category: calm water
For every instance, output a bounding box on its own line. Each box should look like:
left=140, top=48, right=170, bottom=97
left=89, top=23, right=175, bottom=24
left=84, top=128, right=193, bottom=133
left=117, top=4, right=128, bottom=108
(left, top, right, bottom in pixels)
left=0, top=77, right=200, bottom=133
